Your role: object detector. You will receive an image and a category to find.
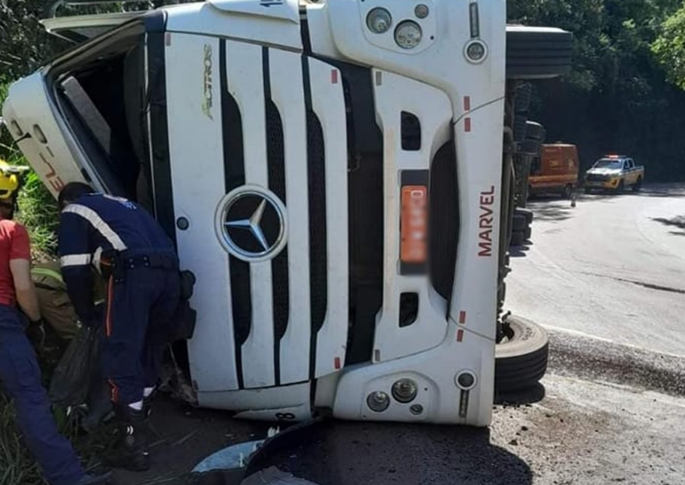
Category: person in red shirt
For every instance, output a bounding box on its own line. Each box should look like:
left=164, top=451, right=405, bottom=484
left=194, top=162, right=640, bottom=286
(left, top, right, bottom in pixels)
left=0, top=161, right=112, bottom=485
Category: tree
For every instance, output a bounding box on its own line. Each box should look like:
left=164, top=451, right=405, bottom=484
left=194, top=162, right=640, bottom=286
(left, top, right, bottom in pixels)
left=0, top=0, right=59, bottom=82
left=652, top=5, right=685, bottom=90
left=508, top=0, right=685, bottom=181
left=0, top=1, right=197, bottom=82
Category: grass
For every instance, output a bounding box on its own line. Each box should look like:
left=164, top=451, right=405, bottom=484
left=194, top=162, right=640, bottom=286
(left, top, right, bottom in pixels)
left=0, top=389, right=115, bottom=485
left=0, top=148, right=60, bottom=259
left=0, top=153, right=59, bottom=262
left=0, top=394, right=44, bottom=485
left=16, top=171, right=60, bottom=259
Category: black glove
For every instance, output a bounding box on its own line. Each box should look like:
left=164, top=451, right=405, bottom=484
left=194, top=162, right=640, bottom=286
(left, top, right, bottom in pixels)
left=26, top=318, right=47, bottom=348
left=79, top=318, right=98, bottom=329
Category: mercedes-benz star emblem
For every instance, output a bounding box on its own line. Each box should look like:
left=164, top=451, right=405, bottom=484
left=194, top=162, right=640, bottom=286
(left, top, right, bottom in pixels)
left=215, top=186, right=288, bottom=262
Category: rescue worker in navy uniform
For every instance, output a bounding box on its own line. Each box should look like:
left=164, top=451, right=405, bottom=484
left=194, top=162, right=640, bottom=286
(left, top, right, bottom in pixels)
left=57, top=182, right=180, bottom=472
left=0, top=164, right=112, bottom=485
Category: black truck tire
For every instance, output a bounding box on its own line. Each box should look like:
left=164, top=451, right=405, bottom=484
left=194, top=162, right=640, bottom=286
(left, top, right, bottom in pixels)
left=514, top=82, right=532, bottom=113
left=512, top=214, right=528, bottom=232
left=524, top=121, right=545, bottom=142
left=506, top=26, right=573, bottom=80
left=514, top=208, right=534, bottom=224
left=510, top=230, right=525, bottom=247
left=516, top=139, right=541, bottom=157
left=514, top=115, right=528, bottom=142
left=496, top=317, right=549, bottom=393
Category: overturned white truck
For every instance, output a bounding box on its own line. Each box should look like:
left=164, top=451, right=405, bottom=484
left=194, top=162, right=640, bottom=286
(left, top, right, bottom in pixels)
left=1, top=0, right=571, bottom=425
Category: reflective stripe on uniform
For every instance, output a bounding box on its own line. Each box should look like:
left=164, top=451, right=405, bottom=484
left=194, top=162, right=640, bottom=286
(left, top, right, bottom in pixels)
left=62, top=204, right=128, bottom=251
left=59, top=254, right=92, bottom=268
left=30, top=267, right=65, bottom=284
left=92, top=247, right=103, bottom=274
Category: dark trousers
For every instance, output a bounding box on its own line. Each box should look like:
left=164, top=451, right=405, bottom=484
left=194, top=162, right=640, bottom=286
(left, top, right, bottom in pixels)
left=0, top=305, right=84, bottom=485
left=102, top=266, right=180, bottom=405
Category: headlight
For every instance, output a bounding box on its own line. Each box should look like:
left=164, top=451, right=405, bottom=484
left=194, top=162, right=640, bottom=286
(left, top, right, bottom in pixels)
left=394, top=21, right=423, bottom=50
left=455, top=371, right=477, bottom=390
left=366, top=391, right=390, bottom=412
left=465, top=40, right=488, bottom=63
left=392, top=378, right=418, bottom=403
left=415, top=4, right=430, bottom=19
left=367, top=8, right=393, bottom=34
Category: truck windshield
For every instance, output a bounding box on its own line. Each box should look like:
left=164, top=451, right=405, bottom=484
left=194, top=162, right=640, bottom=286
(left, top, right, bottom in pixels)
left=49, top=20, right=149, bottom=202
left=594, top=159, right=623, bottom=169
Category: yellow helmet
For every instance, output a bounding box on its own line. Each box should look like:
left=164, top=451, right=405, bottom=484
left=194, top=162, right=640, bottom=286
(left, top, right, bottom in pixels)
left=0, top=159, right=28, bottom=201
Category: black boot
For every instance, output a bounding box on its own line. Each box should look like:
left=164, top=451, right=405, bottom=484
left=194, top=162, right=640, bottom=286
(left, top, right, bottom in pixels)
left=142, top=388, right=156, bottom=418
left=105, top=404, right=150, bottom=471
left=82, top=382, right=114, bottom=433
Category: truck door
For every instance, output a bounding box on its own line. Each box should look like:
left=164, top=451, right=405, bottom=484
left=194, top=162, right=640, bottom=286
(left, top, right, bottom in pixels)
left=38, top=1, right=148, bottom=44
left=628, top=159, right=638, bottom=184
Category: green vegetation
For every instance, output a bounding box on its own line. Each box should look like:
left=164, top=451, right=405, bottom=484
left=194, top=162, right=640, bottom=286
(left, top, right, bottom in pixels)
left=653, top=5, right=685, bottom=90
left=16, top=172, right=60, bottom=259
left=0, top=393, right=43, bottom=485
left=509, top=0, right=685, bottom=180
left=1, top=389, right=115, bottom=485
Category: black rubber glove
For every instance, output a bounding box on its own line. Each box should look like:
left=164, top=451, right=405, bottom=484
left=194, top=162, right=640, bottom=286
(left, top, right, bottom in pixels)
left=26, top=319, right=47, bottom=348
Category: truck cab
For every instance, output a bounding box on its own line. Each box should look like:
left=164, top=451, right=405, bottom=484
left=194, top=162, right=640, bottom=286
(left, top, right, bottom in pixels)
left=584, top=155, right=644, bottom=193
left=2, top=0, right=572, bottom=426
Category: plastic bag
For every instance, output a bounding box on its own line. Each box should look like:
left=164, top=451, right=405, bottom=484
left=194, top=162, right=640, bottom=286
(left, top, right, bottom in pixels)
left=49, top=323, right=102, bottom=407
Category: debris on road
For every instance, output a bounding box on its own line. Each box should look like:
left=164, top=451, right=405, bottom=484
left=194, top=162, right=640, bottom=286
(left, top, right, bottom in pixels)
left=241, top=467, right=321, bottom=485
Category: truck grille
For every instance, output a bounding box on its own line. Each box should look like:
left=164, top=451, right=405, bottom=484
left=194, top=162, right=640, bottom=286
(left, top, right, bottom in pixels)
left=586, top=174, right=609, bottom=182
left=166, top=37, right=459, bottom=394
left=221, top=43, right=351, bottom=389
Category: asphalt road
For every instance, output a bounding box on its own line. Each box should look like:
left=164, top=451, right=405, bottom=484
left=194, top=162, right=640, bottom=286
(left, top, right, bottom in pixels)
left=506, top=183, right=685, bottom=357
left=109, top=183, right=685, bottom=485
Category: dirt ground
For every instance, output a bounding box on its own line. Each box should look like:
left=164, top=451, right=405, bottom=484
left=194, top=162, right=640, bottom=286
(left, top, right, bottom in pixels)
left=491, top=375, right=685, bottom=485
left=110, top=365, right=685, bottom=485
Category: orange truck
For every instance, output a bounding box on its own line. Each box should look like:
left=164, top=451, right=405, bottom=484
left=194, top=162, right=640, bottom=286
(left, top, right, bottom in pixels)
left=528, top=143, right=579, bottom=199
